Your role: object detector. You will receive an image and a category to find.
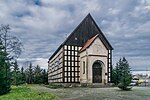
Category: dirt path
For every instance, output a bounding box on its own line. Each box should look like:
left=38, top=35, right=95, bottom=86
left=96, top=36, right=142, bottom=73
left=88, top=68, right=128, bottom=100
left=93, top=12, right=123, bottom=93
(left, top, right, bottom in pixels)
left=31, top=85, right=150, bottom=100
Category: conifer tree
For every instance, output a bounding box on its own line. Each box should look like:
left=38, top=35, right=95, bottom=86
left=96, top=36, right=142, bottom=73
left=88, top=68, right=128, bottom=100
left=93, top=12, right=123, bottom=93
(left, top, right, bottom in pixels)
left=118, top=57, right=132, bottom=90
left=11, top=60, right=22, bottom=86
left=42, top=69, right=48, bottom=84
left=20, top=66, right=26, bottom=84
left=34, top=65, right=43, bottom=84
left=0, top=39, right=11, bottom=95
left=25, top=62, right=34, bottom=84
left=114, top=57, right=132, bottom=90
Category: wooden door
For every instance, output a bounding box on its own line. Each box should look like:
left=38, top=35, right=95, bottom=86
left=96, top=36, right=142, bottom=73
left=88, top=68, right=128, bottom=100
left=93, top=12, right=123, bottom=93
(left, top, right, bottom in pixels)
left=93, top=62, right=102, bottom=83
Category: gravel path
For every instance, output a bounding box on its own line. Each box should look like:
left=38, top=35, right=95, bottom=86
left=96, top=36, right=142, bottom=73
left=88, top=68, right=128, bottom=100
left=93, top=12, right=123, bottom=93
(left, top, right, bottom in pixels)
left=31, top=86, right=150, bottom=100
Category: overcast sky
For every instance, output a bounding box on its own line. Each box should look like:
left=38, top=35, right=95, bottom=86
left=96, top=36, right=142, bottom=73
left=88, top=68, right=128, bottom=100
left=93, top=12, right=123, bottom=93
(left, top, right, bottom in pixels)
left=0, top=0, right=150, bottom=70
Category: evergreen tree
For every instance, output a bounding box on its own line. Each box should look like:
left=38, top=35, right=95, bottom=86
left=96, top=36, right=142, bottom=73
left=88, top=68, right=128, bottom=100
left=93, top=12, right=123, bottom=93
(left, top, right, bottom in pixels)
left=118, top=57, right=132, bottom=90
left=112, top=60, right=123, bottom=85
left=114, top=57, right=132, bottom=90
left=25, top=62, right=34, bottom=84
left=0, top=39, right=11, bottom=95
left=11, top=60, right=22, bottom=86
left=22, top=62, right=48, bottom=84
left=20, top=66, right=26, bottom=84
left=42, top=69, right=48, bottom=84
left=34, top=65, right=43, bottom=84
left=112, top=68, right=118, bottom=85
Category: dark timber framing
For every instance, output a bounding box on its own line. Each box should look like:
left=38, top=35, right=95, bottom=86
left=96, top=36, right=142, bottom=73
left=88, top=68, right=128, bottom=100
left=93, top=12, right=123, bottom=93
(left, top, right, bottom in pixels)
left=48, top=13, right=113, bottom=83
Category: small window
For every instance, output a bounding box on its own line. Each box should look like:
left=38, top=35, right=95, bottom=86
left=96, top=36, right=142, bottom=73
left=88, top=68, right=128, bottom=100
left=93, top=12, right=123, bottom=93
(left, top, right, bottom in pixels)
left=68, top=51, right=70, bottom=55
left=83, top=61, right=85, bottom=74
left=65, top=56, right=67, bottom=60
left=72, top=72, right=74, bottom=76
left=72, top=51, right=74, bottom=54
left=75, top=52, right=78, bottom=55
left=75, top=46, right=78, bottom=50
left=64, top=45, right=67, bottom=49
left=68, top=62, right=70, bottom=66
left=75, top=62, right=78, bottom=66
left=65, top=61, right=67, bottom=66
left=64, top=51, right=67, bottom=55
left=72, top=46, right=74, bottom=50
left=72, top=56, right=74, bottom=60
left=65, top=78, right=67, bottom=82
left=68, top=46, right=70, bottom=50
left=72, top=62, right=74, bottom=65
left=65, top=72, right=67, bottom=76
left=68, top=67, right=70, bottom=71
left=75, top=57, right=78, bottom=61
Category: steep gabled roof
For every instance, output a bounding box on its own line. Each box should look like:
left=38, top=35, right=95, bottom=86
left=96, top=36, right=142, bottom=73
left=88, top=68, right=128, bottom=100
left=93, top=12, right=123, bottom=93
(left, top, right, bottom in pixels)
left=80, top=34, right=99, bottom=52
left=49, top=13, right=113, bottom=61
left=63, top=13, right=113, bottom=49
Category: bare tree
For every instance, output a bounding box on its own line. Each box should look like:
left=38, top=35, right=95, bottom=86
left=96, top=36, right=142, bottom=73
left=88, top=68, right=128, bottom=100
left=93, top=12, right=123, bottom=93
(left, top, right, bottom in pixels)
left=0, top=24, right=23, bottom=59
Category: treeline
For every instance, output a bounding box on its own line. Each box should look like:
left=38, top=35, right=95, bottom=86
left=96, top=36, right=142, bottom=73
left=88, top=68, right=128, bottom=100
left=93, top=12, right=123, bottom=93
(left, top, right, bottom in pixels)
left=11, top=61, right=48, bottom=85
left=0, top=24, right=48, bottom=95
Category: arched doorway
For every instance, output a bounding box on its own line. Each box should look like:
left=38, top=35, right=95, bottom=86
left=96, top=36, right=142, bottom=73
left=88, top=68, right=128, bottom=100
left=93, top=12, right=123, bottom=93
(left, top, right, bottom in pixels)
left=92, top=61, right=102, bottom=83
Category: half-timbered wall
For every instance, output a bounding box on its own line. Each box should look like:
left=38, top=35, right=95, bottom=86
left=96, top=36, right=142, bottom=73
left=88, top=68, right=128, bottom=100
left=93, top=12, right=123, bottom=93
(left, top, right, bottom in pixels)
left=48, top=47, right=63, bottom=83
left=63, top=45, right=82, bottom=83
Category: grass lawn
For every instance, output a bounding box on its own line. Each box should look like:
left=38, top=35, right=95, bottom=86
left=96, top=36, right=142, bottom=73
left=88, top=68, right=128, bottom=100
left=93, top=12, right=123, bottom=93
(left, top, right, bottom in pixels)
left=0, top=85, right=58, bottom=100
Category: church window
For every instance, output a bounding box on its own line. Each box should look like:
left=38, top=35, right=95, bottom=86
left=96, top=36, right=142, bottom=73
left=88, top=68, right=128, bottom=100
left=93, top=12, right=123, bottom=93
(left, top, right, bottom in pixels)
left=64, top=51, right=67, bottom=55
left=83, top=61, right=85, bottom=74
left=64, top=45, right=67, bottom=49
left=68, top=51, right=70, bottom=55
left=68, top=46, right=70, bottom=50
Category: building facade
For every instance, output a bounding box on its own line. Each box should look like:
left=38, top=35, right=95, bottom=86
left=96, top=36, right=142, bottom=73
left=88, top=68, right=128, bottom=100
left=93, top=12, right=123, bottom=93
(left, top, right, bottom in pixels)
left=48, top=14, right=113, bottom=84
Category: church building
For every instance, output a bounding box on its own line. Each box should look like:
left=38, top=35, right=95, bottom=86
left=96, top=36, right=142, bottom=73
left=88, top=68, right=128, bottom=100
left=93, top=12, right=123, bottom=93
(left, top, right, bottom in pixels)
left=48, top=14, right=113, bottom=85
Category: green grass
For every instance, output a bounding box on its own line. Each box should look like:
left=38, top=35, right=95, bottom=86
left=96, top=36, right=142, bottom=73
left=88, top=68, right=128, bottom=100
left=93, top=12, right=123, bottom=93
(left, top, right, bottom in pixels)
left=0, top=85, right=58, bottom=100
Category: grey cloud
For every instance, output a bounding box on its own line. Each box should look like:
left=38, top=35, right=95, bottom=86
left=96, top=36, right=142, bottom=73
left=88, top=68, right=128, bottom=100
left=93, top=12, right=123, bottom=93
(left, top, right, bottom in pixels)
left=0, top=0, right=150, bottom=69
